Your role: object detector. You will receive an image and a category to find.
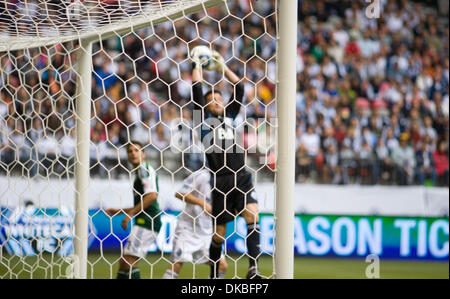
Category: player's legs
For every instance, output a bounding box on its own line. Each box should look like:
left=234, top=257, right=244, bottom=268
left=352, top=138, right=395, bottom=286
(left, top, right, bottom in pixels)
left=241, top=202, right=259, bottom=224
left=173, top=262, right=184, bottom=273
left=163, top=228, right=194, bottom=279
left=209, top=223, right=227, bottom=278
left=241, top=202, right=262, bottom=278
left=117, top=255, right=141, bottom=279
left=165, top=226, right=213, bottom=278
left=117, top=226, right=157, bottom=279
left=218, top=257, right=228, bottom=278
left=162, top=262, right=183, bottom=279
left=235, top=172, right=261, bottom=278
left=209, top=176, right=235, bottom=278
left=209, top=172, right=261, bottom=278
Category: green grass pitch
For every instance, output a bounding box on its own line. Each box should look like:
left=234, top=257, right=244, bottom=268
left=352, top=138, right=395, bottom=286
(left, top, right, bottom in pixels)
left=0, top=253, right=448, bottom=279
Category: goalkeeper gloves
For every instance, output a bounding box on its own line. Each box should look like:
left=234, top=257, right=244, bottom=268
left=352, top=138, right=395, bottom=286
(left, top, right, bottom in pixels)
left=191, top=57, right=202, bottom=70
left=211, top=50, right=228, bottom=73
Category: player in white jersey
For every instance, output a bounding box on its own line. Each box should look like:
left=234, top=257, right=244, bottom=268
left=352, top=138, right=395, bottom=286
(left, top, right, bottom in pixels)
left=162, top=169, right=227, bottom=279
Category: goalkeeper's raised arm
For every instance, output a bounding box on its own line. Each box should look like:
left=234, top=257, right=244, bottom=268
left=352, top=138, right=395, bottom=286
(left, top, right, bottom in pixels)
left=191, top=50, right=244, bottom=120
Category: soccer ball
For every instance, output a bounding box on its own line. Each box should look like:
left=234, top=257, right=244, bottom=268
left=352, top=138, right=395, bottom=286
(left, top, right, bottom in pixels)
left=190, top=45, right=212, bottom=69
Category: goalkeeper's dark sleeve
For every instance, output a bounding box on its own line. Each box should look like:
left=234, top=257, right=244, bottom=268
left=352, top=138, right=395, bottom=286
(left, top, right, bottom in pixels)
left=192, top=80, right=205, bottom=111
left=226, top=82, right=244, bottom=119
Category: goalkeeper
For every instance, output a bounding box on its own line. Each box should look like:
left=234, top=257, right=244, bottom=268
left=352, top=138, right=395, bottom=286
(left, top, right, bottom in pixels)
left=191, top=49, right=262, bottom=279
left=105, top=141, right=161, bottom=279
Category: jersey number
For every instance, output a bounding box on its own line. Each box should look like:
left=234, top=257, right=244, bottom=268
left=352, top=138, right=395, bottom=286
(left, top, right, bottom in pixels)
left=217, top=128, right=234, bottom=140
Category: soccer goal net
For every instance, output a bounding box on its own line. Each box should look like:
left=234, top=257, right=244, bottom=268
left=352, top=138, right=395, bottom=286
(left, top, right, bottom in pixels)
left=0, top=0, right=297, bottom=279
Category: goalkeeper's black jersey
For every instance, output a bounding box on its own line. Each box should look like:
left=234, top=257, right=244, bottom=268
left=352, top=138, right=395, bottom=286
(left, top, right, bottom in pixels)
left=192, top=81, right=246, bottom=177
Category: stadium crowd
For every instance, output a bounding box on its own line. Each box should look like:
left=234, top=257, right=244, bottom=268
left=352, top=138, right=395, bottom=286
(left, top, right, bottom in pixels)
left=0, top=0, right=448, bottom=187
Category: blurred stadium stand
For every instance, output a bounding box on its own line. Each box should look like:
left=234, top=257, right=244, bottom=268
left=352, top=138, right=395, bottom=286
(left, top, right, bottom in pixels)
left=0, top=0, right=448, bottom=187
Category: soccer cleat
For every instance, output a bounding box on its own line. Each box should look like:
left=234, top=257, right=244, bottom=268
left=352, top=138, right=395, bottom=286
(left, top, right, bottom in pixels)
left=246, top=266, right=262, bottom=279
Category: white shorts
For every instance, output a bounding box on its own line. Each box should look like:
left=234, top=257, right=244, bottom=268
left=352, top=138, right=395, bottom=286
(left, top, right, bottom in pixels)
left=171, top=226, right=214, bottom=264
left=123, top=226, right=158, bottom=259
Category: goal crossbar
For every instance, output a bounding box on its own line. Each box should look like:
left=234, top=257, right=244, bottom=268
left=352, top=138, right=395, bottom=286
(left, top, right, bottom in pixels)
left=0, top=0, right=229, bottom=51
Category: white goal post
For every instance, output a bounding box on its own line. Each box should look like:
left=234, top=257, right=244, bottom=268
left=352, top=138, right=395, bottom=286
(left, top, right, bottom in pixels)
left=275, top=0, right=297, bottom=279
left=0, top=0, right=297, bottom=279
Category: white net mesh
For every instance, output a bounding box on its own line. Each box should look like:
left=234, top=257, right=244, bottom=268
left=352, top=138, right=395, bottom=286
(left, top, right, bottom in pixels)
left=0, top=0, right=278, bottom=279
left=0, top=0, right=229, bottom=50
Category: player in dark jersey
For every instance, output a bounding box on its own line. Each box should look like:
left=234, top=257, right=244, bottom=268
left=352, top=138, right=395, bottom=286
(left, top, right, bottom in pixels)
left=106, top=141, right=162, bottom=279
left=191, top=50, right=261, bottom=279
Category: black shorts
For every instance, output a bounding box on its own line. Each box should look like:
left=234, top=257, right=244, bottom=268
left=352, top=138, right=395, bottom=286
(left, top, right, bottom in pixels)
left=211, top=171, right=258, bottom=225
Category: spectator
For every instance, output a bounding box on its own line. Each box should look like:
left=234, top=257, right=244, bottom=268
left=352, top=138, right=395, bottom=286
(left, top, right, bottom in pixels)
left=415, top=141, right=437, bottom=185
left=300, top=125, right=321, bottom=160
left=0, top=119, right=16, bottom=173
left=296, top=143, right=312, bottom=183
left=322, top=143, right=340, bottom=184
left=36, top=130, right=60, bottom=177
left=90, top=130, right=107, bottom=176
left=385, top=127, right=399, bottom=153
left=375, top=137, right=394, bottom=184
left=60, top=127, right=76, bottom=177
left=339, top=142, right=357, bottom=185
left=344, top=33, right=361, bottom=57
left=151, top=123, right=170, bottom=151
left=433, top=140, right=449, bottom=186
left=358, top=141, right=376, bottom=185
left=421, top=116, right=438, bottom=144
left=391, top=133, right=416, bottom=185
